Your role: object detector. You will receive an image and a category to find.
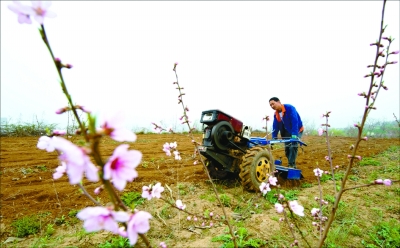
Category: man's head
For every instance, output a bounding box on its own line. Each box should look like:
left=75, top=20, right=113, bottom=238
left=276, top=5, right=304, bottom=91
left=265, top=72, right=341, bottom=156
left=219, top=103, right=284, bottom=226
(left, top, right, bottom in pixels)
left=269, top=97, right=282, bottom=111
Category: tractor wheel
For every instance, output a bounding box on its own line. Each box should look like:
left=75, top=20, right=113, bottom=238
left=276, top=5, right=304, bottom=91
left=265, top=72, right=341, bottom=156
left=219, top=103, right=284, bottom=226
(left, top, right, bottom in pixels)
left=239, top=147, right=275, bottom=191
left=205, top=159, right=229, bottom=180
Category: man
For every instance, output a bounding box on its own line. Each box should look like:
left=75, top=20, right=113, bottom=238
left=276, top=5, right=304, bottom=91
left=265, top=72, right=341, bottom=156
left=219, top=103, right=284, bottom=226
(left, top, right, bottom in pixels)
left=269, top=97, right=304, bottom=168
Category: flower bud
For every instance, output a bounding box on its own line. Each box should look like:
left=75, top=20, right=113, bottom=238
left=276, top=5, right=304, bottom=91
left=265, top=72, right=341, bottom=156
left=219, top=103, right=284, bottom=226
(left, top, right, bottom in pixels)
left=55, top=107, right=69, bottom=114
left=53, top=130, right=67, bottom=136
left=94, top=186, right=103, bottom=195
left=374, top=179, right=383, bottom=184
left=383, top=179, right=392, bottom=186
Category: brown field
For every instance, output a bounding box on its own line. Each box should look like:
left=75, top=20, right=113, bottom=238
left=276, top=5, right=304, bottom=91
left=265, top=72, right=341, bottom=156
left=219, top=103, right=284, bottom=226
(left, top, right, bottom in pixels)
left=0, top=133, right=398, bottom=246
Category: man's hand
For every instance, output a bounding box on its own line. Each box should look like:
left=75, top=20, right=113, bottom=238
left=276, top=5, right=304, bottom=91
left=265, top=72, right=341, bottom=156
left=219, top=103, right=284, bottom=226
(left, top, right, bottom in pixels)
left=291, top=135, right=299, bottom=146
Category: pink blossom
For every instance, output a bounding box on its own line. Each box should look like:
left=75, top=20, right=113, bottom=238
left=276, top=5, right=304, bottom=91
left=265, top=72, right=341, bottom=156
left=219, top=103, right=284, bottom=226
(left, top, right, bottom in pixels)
left=278, top=194, right=285, bottom=200
left=187, top=216, right=191, bottom=221
left=355, top=155, right=362, bottom=160
left=374, top=179, right=383, bottom=184
left=210, top=222, right=214, bottom=227
left=151, top=183, right=165, bottom=198
left=53, top=162, right=67, bottom=180
left=37, top=136, right=55, bottom=152
left=313, top=168, right=323, bottom=177
left=126, top=211, right=152, bottom=246
left=103, top=144, right=142, bottom=191
left=77, top=207, right=130, bottom=234
left=162, top=143, right=171, bottom=156
left=173, top=150, right=181, bottom=160
left=176, top=199, right=186, bottom=210
left=30, top=1, right=57, bottom=24
left=160, top=242, right=167, bottom=248
left=383, top=179, right=392, bottom=186
left=362, top=136, right=368, bottom=141
left=259, top=182, right=271, bottom=195
left=169, top=142, right=177, bottom=149
left=154, top=127, right=162, bottom=134
left=268, top=176, right=278, bottom=186
left=118, top=226, right=127, bottom=237
left=193, top=216, right=198, bottom=221
left=318, top=128, right=324, bottom=136
left=289, top=200, right=304, bottom=216
left=8, top=1, right=34, bottom=24
left=311, top=208, right=320, bottom=217
left=274, top=203, right=284, bottom=213
left=51, top=137, right=99, bottom=184
left=210, top=212, right=214, bottom=217
left=325, top=156, right=330, bottom=161
left=142, top=185, right=152, bottom=200
left=100, top=112, right=136, bottom=142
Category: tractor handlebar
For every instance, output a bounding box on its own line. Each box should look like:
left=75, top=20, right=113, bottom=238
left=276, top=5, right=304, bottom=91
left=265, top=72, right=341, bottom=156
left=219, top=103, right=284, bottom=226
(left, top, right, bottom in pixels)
left=265, top=138, right=308, bottom=147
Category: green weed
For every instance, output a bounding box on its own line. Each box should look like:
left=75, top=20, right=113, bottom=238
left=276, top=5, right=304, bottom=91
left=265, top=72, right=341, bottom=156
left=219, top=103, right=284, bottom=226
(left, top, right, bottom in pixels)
left=121, top=191, right=145, bottom=209
left=220, top=194, right=231, bottom=207
left=212, top=227, right=266, bottom=248
left=36, top=165, right=47, bottom=171
left=68, top=209, right=79, bottom=218
left=45, top=224, right=55, bottom=237
left=98, top=236, right=131, bottom=248
left=301, top=183, right=313, bottom=188
left=11, top=215, right=41, bottom=237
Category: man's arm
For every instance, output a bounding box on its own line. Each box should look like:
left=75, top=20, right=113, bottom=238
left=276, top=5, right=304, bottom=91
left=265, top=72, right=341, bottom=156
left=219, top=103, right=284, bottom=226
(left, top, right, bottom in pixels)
left=285, top=104, right=299, bottom=137
left=271, top=117, right=279, bottom=139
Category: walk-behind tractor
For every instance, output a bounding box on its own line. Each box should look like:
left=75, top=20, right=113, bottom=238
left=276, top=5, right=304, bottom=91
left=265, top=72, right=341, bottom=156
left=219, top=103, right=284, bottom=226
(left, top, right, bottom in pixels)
left=198, top=109, right=307, bottom=191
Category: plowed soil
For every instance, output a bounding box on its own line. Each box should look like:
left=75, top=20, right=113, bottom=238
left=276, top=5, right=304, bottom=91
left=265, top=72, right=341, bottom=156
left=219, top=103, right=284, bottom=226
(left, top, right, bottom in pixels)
left=0, top=133, right=397, bottom=241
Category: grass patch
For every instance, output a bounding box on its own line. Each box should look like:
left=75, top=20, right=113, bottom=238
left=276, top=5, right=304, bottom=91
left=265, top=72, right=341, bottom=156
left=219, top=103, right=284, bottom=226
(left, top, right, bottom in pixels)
left=11, top=215, right=41, bottom=237
left=121, top=191, right=145, bottom=209
left=212, top=227, right=266, bottom=248
left=98, top=236, right=131, bottom=248
left=362, top=219, right=400, bottom=248
left=359, top=158, right=381, bottom=166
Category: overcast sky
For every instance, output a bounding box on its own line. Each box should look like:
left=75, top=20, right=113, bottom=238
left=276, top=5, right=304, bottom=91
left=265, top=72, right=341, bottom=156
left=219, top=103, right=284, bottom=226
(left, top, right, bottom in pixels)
left=1, top=1, right=399, bottom=132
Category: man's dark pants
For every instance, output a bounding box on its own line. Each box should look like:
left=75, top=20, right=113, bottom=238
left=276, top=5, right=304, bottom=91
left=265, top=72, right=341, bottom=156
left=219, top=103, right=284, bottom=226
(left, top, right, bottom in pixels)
left=280, top=129, right=303, bottom=168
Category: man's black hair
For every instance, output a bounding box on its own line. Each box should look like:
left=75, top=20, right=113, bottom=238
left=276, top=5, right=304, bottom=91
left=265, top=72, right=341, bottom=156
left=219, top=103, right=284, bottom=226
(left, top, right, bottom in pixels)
left=269, top=97, right=280, bottom=102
